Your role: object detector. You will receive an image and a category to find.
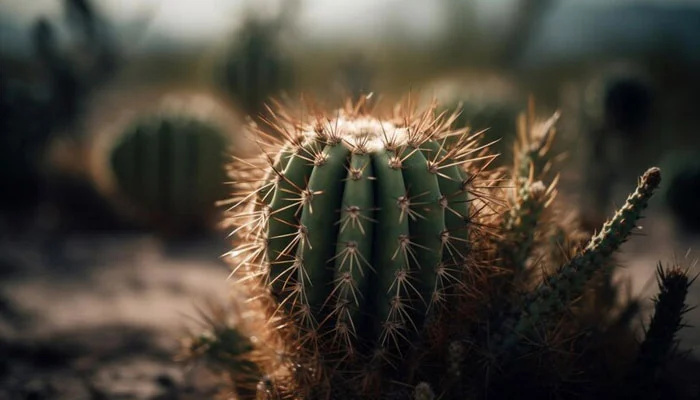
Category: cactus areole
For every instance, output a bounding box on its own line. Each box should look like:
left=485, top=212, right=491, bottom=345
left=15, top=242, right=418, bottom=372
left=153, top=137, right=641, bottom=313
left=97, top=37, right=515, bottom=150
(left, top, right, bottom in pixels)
left=230, top=100, right=478, bottom=353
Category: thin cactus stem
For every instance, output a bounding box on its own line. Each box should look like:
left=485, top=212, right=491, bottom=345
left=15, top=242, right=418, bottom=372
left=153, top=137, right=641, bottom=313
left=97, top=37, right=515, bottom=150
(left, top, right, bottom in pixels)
left=493, top=167, right=662, bottom=355
left=626, top=263, right=693, bottom=387
left=499, top=106, right=560, bottom=274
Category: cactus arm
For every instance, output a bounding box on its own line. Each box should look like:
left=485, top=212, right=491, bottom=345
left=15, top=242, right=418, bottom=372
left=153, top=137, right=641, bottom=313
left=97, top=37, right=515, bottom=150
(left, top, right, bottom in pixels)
left=494, top=167, right=662, bottom=354
left=626, top=263, right=692, bottom=390
left=500, top=110, right=558, bottom=273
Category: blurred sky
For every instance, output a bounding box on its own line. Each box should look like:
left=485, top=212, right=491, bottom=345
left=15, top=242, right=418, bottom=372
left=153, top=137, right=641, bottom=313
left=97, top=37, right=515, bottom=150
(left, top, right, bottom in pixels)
left=2, top=0, right=700, bottom=56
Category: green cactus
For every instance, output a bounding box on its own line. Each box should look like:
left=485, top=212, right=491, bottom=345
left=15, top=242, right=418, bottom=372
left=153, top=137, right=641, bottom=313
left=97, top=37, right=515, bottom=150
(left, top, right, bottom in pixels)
left=257, top=102, right=473, bottom=355
left=438, top=98, right=521, bottom=166
left=185, top=96, right=697, bottom=399
left=218, top=17, right=294, bottom=120
left=94, top=112, right=232, bottom=233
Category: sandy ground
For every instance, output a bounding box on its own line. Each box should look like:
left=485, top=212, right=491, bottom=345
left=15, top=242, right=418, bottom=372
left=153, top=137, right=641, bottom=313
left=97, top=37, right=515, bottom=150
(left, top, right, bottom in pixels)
left=0, top=206, right=698, bottom=399
left=0, top=232, right=232, bottom=399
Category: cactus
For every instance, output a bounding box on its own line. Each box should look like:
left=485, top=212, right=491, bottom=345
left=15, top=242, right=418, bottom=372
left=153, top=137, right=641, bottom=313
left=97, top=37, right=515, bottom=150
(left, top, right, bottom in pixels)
left=0, top=0, right=118, bottom=211
left=90, top=108, right=233, bottom=234
left=184, top=95, right=697, bottom=399
left=437, top=98, right=521, bottom=167
left=217, top=17, right=295, bottom=120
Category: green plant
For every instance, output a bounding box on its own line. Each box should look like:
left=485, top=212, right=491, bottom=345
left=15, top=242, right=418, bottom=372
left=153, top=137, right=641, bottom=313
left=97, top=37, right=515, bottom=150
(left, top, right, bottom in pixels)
left=185, top=96, right=696, bottom=399
left=436, top=98, right=521, bottom=168
left=90, top=109, right=233, bottom=234
left=0, top=0, right=117, bottom=211
left=217, top=14, right=295, bottom=120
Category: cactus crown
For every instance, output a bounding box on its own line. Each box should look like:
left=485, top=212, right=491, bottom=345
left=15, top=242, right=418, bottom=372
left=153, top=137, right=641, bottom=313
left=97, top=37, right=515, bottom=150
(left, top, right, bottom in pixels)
left=189, top=95, right=694, bottom=400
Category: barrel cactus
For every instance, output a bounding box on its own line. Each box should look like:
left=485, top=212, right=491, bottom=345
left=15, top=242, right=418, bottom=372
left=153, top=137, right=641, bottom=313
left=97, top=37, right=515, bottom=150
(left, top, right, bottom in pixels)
left=185, top=96, right=696, bottom=399
left=90, top=97, right=238, bottom=234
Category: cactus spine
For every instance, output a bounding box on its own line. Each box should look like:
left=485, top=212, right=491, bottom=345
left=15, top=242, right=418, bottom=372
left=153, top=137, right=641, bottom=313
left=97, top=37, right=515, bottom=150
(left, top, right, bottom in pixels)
left=187, top=95, right=697, bottom=399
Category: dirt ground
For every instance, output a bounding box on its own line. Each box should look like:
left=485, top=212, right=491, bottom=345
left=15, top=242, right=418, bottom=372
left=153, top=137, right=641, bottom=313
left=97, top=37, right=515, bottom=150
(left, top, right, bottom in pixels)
left=0, top=229, right=232, bottom=400
left=0, top=205, right=698, bottom=400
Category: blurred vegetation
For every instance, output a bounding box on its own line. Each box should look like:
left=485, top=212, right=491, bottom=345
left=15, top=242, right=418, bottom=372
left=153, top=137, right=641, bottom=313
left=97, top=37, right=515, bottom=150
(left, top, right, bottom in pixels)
left=1, top=1, right=699, bottom=398
left=88, top=94, right=243, bottom=236
left=0, top=0, right=118, bottom=215
left=214, top=3, right=298, bottom=121
left=1, top=0, right=699, bottom=238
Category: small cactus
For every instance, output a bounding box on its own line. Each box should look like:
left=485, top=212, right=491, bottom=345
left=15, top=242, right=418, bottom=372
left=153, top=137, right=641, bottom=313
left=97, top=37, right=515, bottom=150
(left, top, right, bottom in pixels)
left=185, top=95, right=697, bottom=399
left=90, top=97, right=238, bottom=233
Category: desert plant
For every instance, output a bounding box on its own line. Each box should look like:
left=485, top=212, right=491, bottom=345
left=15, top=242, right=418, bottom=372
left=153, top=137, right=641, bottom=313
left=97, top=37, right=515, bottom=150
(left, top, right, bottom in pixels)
left=0, top=0, right=118, bottom=211
left=216, top=4, right=297, bottom=121
left=184, top=95, right=696, bottom=399
left=439, top=99, right=521, bottom=165
left=89, top=102, right=236, bottom=234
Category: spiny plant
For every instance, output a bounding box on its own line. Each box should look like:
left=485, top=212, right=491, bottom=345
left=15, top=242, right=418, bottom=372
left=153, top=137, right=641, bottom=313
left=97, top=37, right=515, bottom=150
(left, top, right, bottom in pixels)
left=217, top=7, right=297, bottom=121
left=0, top=0, right=117, bottom=211
left=90, top=108, right=234, bottom=234
left=184, top=95, right=696, bottom=399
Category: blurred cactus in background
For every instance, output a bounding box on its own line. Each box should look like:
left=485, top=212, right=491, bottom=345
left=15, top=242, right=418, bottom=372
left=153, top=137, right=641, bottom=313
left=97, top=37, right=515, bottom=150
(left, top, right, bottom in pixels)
left=602, top=76, right=654, bottom=136
left=88, top=93, right=244, bottom=235
left=0, top=78, right=52, bottom=212
left=32, top=0, right=118, bottom=130
left=425, top=78, right=523, bottom=167
left=183, top=95, right=696, bottom=399
left=215, top=1, right=300, bottom=121
left=0, top=0, right=119, bottom=214
left=577, top=70, right=656, bottom=231
left=335, top=54, right=374, bottom=101
left=440, top=99, right=520, bottom=166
